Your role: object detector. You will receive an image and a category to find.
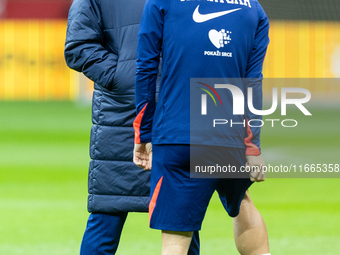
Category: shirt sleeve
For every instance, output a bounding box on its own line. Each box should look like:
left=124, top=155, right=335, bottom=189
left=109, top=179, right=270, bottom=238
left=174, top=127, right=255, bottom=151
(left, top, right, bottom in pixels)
left=244, top=2, right=270, bottom=156
left=64, top=0, right=118, bottom=90
left=133, top=0, right=168, bottom=143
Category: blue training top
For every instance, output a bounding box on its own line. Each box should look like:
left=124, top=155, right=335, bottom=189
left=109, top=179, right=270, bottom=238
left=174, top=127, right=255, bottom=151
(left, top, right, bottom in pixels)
left=134, top=0, right=269, bottom=156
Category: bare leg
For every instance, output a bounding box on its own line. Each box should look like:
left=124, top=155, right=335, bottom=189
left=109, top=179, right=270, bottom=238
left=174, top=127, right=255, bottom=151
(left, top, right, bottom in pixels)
left=162, top=231, right=193, bottom=255
left=233, top=190, right=270, bottom=255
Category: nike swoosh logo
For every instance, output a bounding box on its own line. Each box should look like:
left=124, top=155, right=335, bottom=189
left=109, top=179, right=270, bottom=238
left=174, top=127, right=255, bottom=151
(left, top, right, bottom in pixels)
left=193, top=5, right=241, bottom=23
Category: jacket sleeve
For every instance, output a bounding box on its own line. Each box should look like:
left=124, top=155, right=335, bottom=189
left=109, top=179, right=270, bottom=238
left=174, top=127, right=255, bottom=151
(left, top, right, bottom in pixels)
left=64, top=0, right=117, bottom=89
left=244, top=2, right=270, bottom=156
left=133, top=0, right=168, bottom=144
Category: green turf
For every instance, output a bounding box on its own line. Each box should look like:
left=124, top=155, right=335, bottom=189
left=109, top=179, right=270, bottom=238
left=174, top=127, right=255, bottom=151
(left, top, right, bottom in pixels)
left=0, top=102, right=339, bottom=254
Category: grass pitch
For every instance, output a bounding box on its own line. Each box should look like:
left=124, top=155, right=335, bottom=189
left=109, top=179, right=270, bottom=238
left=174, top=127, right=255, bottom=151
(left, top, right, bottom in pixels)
left=0, top=102, right=339, bottom=254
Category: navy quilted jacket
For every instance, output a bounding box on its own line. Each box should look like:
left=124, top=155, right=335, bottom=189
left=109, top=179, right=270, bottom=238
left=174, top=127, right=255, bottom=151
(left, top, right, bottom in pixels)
left=64, top=0, right=150, bottom=213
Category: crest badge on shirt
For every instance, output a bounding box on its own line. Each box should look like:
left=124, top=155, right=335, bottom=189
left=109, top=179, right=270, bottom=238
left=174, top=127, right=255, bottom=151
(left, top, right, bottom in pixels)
left=204, top=28, right=233, bottom=57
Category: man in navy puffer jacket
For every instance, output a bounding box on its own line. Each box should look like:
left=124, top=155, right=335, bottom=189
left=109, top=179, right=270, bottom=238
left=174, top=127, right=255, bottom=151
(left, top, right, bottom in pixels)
left=64, top=0, right=201, bottom=254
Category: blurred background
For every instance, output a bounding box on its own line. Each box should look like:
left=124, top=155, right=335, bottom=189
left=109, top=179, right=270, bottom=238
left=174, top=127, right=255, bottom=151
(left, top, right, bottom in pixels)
left=0, top=0, right=339, bottom=254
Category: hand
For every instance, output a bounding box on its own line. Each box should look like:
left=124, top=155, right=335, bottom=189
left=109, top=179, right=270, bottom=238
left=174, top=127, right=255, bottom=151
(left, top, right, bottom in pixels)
left=246, top=154, right=266, bottom=182
left=133, top=143, right=152, bottom=170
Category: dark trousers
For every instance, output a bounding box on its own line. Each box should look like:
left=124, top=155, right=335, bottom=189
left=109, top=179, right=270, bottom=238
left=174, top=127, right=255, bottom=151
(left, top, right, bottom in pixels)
left=80, top=213, right=200, bottom=255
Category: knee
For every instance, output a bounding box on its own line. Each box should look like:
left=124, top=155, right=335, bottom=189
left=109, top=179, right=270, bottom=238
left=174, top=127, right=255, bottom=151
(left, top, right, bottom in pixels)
left=241, top=190, right=253, bottom=204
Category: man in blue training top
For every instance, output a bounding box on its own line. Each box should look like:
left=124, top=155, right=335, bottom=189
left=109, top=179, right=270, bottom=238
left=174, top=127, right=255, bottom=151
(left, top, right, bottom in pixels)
left=133, top=0, right=270, bottom=254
